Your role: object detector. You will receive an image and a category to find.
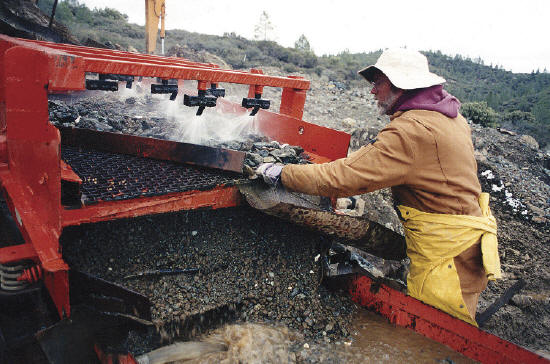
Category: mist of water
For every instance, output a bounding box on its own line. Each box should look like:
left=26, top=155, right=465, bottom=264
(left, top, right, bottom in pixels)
left=163, top=97, right=260, bottom=146
left=118, top=81, right=263, bottom=146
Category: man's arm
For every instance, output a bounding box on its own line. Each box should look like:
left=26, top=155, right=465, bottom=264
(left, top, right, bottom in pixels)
left=280, top=124, right=416, bottom=198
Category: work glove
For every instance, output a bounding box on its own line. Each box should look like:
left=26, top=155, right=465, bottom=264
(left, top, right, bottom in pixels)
left=255, top=162, right=283, bottom=187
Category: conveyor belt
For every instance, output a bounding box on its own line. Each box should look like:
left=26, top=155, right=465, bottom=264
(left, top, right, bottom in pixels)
left=61, top=145, right=246, bottom=204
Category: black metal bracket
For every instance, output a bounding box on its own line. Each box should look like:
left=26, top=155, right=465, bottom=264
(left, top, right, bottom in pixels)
left=85, top=79, right=118, bottom=92
left=183, top=89, right=217, bottom=115
left=242, top=93, right=270, bottom=116
left=151, top=79, right=178, bottom=100
left=207, top=83, right=225, bottom=98
left=99, top=74, right=134, bottom=89
left=69, top=270, right=151, bottom=322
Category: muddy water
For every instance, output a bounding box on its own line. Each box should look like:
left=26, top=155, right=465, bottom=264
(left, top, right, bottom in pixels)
left=150, top=309, right=476, bottom=364
left=343, top=309, right=476, bottom=363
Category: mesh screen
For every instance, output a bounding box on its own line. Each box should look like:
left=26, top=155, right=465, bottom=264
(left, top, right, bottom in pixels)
left=61, top=145, right=246, bottom=204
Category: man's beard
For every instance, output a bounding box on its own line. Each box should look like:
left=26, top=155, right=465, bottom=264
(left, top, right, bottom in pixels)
left=377, top=91, right=401, bottom=116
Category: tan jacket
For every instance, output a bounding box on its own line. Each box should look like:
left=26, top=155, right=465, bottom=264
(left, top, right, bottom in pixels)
left=282, top=110, right=482, bottom=217
left=282, top=109, right=487, bottom=317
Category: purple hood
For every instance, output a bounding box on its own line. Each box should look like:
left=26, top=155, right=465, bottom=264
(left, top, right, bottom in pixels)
left=389, top=85, right=461, bottom=118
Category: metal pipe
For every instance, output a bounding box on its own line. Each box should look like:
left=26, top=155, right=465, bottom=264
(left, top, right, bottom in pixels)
left=48, top=0, right=58, bottom=29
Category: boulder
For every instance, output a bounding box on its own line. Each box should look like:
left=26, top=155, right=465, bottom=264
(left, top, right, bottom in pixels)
left=519, top=134, right=539, bottom=149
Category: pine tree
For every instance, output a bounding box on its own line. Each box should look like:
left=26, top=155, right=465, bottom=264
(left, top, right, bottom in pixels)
left=254, top=11, right=274, bottom=41
left=294, top=34, right=311, bottom=52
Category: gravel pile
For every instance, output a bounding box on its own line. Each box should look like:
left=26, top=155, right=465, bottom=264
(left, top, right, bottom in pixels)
left=50, top=91, right=357, bottom=351
left=61, top=206, right=357, bottom=352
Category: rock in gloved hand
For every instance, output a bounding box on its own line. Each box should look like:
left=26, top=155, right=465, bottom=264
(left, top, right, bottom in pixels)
left=256, top=163, right=284, bottom=187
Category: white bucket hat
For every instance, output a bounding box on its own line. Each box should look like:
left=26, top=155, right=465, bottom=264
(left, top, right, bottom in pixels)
left=358, top=48, right=446, bottom=90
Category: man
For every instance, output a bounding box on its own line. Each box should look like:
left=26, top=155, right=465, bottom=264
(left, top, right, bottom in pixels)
left=256, top=48, right=501, bottom=326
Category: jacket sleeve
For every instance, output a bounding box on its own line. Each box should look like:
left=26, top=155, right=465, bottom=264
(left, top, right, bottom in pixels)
left=281, top=123, right=415, bottom=198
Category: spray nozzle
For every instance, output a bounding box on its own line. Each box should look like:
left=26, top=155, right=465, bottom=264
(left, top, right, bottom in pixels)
left=207, top=83, right=225, bottom=98
left=151, top=78, right=178, bottom=100
left=86, top=73, right=135, bottom=91
left=242, top=86, right=270, bottom=116
left=183, top=82, right=217, bottom=115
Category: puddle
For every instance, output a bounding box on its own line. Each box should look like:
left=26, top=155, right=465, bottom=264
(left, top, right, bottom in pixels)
left=139, top=309, right=476, bottom=363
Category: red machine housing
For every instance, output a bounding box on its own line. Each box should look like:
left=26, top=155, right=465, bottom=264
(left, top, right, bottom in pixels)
left=0, top=35, right=350, bottom=321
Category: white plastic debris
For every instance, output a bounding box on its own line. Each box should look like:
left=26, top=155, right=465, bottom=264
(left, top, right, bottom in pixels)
left=492, top=184, right=504, bottom=192
left=481, top=170, right=495, bottom=179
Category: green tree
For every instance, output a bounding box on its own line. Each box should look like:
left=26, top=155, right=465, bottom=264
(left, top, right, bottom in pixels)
left=501, top=110, right=536, bottom=126
left=294, top=34, right=311, bottom=52
left=254, top=11, right=275, bottom=41
left=461, top=101, right=499, bottom=127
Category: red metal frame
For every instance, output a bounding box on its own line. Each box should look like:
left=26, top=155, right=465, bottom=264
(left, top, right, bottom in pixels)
left=348, top=275, right=549, bottom=364
left=61, top=187, right=242, bottom=227
left=0, top=35, right=350, bottom=321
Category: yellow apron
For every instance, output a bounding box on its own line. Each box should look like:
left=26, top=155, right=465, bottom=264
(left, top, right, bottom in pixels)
left=398, top=193, right=501, bottom=326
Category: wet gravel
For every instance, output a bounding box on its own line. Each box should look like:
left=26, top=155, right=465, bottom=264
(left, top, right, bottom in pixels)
left=61, top=206, right=357, bottom=353
left=49, top=92, right=312, bottom=174
left=48, top=92, right=266, bottom=149
left=50, top=90, right=358, bottom=355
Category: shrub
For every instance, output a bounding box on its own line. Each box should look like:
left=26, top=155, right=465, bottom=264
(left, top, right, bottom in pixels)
left=460, top=101, right=499, bottom=127
left=501, top=110, right=536, bottom=125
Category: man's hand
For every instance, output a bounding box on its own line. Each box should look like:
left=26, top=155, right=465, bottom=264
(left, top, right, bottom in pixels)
left=256, top=163, right=283, bottom=187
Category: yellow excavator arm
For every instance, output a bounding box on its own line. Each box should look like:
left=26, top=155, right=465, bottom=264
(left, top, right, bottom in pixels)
left=145, top=0, right=166, bottom=54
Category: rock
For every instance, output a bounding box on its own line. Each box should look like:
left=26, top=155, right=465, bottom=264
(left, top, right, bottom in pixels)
left=244, top=153, right=263, bottom=167
left=252, top=142, right=270, bottom=150
left=342, top=117, right=357, bottom=128
left=511, top=294, right=533, bottom=308
left=336, top=198, right=352, bottom=210
left=532, top=216, right=548, bottom=224
left=498, top=128, right=517, bottom=136
left=519, top=134, right=539, bottom=149
left=525, top=202, right=545, bottom=217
